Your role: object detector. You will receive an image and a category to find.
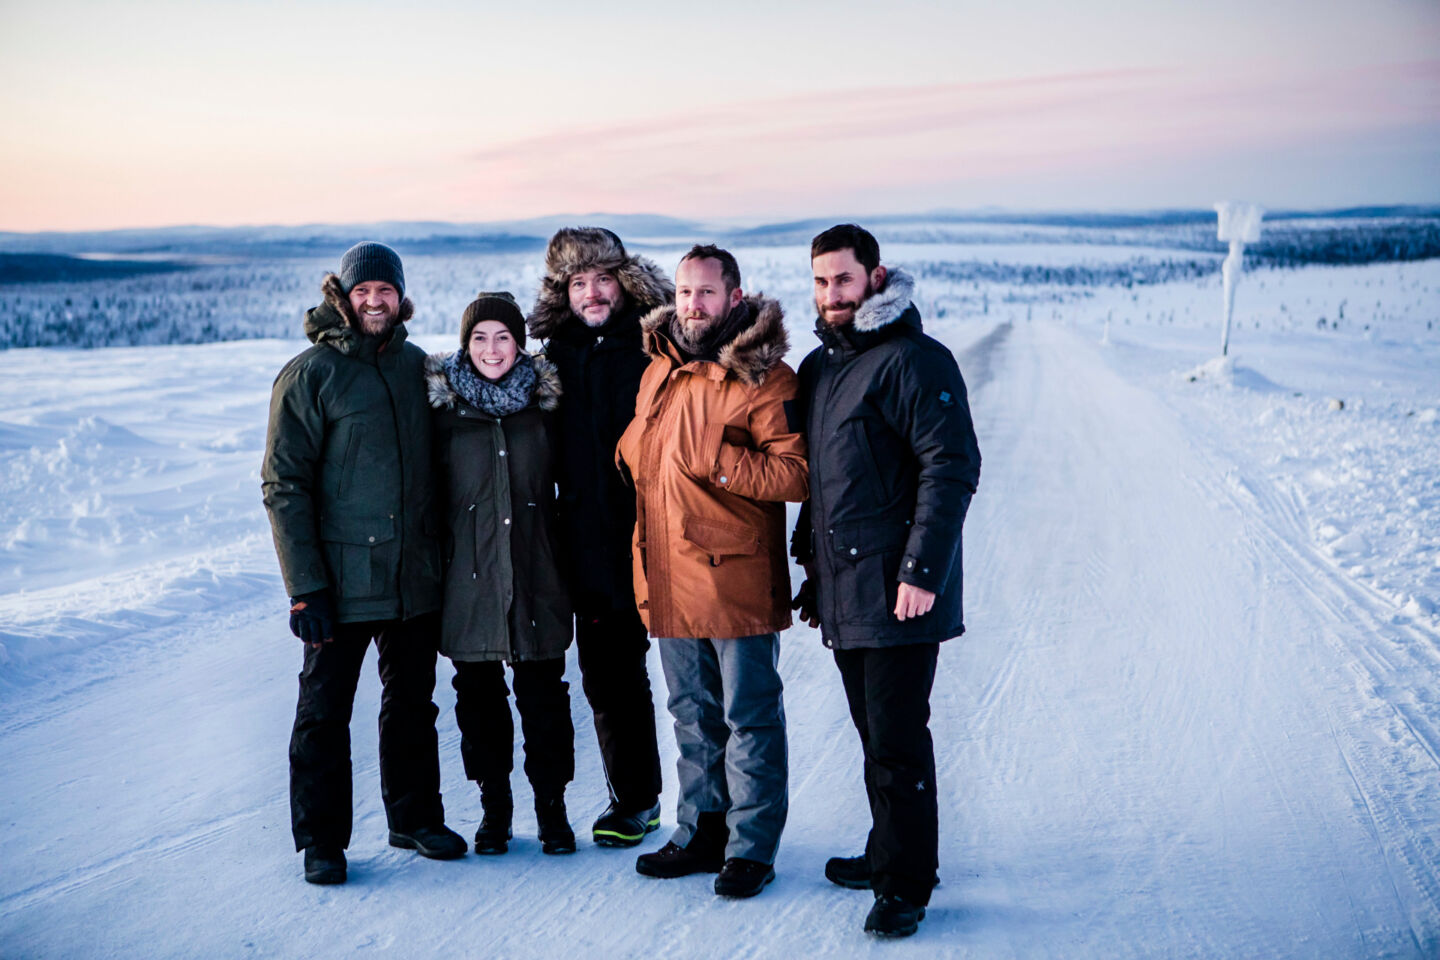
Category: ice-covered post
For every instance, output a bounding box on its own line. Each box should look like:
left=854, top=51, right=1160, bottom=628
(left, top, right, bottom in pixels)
left=1214, top=201, right=1263, bottom=356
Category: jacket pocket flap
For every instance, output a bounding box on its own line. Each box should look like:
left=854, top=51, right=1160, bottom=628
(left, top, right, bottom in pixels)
left=320, top=514, right=396, bottom=546
left=681, top=515, right=760, bottom=556
left=831, top=518, right=907, bottom=561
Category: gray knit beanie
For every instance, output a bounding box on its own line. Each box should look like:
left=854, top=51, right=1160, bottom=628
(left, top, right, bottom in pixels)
left=461, top=291, right=526, bottom=349
left=339, top=242, right=405, bottom=297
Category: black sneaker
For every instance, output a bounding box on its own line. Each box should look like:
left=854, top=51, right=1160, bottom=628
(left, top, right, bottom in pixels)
left=473, top=809, right=512, bottom=855
left=864, top=895, right=926, bottom=938
left=635, top=841, right=725, bottom=878
left=303, top=845, right=346, bottom=885
left=388, top=824, right=467, bottom=860
left=536, top=798, right=576, bottom=855
left=592, top=801, right=661, bottom=847
left=824, top=854, right=872, bottom=889
left=714, top=857, right=775, bottom=898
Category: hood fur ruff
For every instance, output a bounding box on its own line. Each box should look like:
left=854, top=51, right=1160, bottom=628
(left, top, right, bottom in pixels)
left=526, top=227, right=674, bottom=340
left=424, top=352, right=561, bottom=413
left=641, top=294, right=789, bottom=388
left=307, top=273, right=415, bottom=342
left=851, top=266, right=916, bottom=333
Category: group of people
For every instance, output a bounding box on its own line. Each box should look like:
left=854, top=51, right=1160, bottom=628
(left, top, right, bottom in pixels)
left=260, top=223, right=981, bottom=938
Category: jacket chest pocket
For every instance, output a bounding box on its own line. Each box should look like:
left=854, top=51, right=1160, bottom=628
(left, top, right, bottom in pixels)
left=320, top=515, right=396, bottom=598
left=681, top=515, right=760, bottom=567
left=829, top=517, right=907, bottom=625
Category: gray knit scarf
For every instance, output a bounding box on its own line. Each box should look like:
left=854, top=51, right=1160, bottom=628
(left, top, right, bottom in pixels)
left=443, top=349, right=537, bottom=417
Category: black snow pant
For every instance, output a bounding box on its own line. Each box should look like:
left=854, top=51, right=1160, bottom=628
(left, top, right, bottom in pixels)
left=834, top=642, right=941, bottom=906
left=575, top=605, right=663, bottom=811
left=289, top=613, right=446, bottom=852
left=451, top=657, right=575, bottom=801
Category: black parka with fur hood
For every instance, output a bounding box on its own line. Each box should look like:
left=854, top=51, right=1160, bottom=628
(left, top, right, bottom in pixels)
left=261, top=275, right=441, bottom=623
left=792, top=268, right=981, bottom=647
left=426, top=353, right=572, bottom=662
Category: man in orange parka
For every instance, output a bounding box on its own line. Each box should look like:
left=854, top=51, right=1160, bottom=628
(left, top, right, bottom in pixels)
left=617, top=244, right=807, bottom=899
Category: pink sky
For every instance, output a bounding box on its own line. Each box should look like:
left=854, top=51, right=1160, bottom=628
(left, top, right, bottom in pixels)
left=2, top=1, right=1437, bottom=232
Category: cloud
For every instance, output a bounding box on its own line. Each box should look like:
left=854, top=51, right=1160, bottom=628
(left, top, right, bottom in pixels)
left=443, top=62, right=1440, bottom=217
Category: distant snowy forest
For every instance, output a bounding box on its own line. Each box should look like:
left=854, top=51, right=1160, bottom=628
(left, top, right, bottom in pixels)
left=1, top=210, right=1437, bottom=350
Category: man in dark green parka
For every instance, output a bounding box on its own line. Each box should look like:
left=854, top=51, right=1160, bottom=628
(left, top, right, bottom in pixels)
left=262, top=241, right=465, bottom=884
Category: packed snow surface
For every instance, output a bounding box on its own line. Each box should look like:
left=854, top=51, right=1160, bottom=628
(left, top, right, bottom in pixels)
left=2, top=248, right=1439, bottom=958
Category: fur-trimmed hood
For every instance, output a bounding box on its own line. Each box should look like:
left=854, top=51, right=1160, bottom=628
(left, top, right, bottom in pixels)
left=640, top=294, right=789, bottom=388
left=526, top=227, right=673, bottom=340
left=424, top=352, right=561, bottom=413
left=851, top=266, right=915, bottom=333
left=305, top=273, right=415, bottom=348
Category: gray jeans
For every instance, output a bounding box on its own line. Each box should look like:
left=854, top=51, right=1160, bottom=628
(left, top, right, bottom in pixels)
left=658, top=632, right=789, bottom=864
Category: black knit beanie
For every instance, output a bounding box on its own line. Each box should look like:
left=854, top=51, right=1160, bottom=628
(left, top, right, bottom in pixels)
left=339, top=242, right=405, bottom=298
left=461, top=291, right=526, bottom=349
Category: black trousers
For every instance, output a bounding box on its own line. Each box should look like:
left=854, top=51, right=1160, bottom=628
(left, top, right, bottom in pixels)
left=575, top=606, right=663, bottom=811
left=834, top=642, right=940, bottom=906
left=451, top=657, right=574, bottom=801
left=289, top=613, right=446, bottom=851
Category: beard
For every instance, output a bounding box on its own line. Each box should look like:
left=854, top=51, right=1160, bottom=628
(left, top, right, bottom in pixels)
left=817, top=280, right=874, bottom=327
left=677, top=309, right=718, bottom=341
left=357, top=304, right=398, bottom=338
left=576, top=292, right=624, bottom=328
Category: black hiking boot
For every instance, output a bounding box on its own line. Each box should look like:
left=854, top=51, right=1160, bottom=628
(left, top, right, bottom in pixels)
left=388, top=824, right=467, bottom=860
left=536, top=797, right=576, bottom=855
left=635, top=841, right=725, bottom=878
left=591, top=801, right=661, bottom=848
left=303, top=845, right=347, bottom=885
left=824, top=854, right=872, bottom=889
left=864, top=895, right=926, bottom=938
left=473, top=810, right=513, bottom=855
left=714, top=857, right=775, bottom=898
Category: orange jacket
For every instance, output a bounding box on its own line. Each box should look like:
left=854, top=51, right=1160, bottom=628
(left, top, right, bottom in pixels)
left=616, top=296, right=808, bottom=639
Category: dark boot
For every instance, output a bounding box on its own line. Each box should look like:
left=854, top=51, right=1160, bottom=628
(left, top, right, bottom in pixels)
left=592, top=800, right=662, bottom=848
left=303, top=845, right=346, bottom=885
left=824, top=854, right=872, bottom=889
left=473, top=784, right=513, bottom=855
left=536, top=797, right=576, bottom=855
left=864, top=895, right=927, bottom=938
left=635, top=810, right=726, bottom=878
left=715, top=857, right=775, bottom=898
left=388, top=823, right=466, bottom=860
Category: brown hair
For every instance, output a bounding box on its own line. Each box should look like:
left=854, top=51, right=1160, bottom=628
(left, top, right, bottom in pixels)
left=810, top=223, right=880, bottom=274
left=679, top=244, right=742, bottom=294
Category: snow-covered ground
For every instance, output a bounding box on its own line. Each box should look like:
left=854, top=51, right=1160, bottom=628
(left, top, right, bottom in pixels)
left=2, top=247, right=1438, bottom=958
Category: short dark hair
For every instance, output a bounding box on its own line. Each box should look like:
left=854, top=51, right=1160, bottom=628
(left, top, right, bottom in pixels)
left=810, top=223, right=880, bottom=275
left=679, top=244, right=741, bottom=294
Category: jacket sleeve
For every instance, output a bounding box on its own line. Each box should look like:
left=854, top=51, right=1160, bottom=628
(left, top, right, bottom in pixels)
left=260, top=361, right=330, bottom=597
left=881, top=345, right=981, bottom=594
left=708, top=366, right=809, bottom=503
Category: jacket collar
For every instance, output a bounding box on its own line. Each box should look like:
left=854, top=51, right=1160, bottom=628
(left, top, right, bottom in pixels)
left=640, top=293, right=790, bottom=388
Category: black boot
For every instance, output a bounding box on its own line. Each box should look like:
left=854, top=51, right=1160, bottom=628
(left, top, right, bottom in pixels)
left=536, top=797, right=576, bottom=855
left=473, top=783, right=513, bottom=855
left=824, top=854, right=872, bottom=889
left=303, top=845, right=346, bottom=885
left=592, top=800, right=662, bottom=848
left=714, top=857, right=775, bottom=898
left=864, top=895, right=927, bottom=938
left=635, top=810, right=727, bottom=878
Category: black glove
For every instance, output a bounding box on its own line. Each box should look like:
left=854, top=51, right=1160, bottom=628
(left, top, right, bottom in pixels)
left=791, top=579, right=818, bottom=627
left=289, top=589, right=336, bottom=645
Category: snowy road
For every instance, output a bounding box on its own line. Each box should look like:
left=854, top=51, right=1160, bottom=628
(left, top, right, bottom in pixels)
left=3, top=316, right=1439, bottom=958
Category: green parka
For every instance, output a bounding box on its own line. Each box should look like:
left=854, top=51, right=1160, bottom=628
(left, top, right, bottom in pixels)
left=261, top=274, right=442, bottom=623
left=425, top=352, right=573, bottom=662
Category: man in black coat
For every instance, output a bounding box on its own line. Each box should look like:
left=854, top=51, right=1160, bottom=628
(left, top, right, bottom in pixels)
left=791, top=224, right=981, bottom=938
left=527, top=228, right=673, bottom=847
